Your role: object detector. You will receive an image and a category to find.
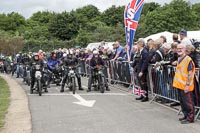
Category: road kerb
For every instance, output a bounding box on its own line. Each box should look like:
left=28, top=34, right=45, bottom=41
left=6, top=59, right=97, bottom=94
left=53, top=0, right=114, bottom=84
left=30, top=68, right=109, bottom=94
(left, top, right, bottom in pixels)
left=0, top=74, right=32, bottom=133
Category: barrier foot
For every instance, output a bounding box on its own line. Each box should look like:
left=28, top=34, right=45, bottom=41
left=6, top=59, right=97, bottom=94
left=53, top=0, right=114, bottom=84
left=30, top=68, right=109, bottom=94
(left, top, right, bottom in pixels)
left=195, top=108, right=200, bottom=121
left=177, top=108, right=182, bottom=115
left=150, top=94, right=157, bottom=104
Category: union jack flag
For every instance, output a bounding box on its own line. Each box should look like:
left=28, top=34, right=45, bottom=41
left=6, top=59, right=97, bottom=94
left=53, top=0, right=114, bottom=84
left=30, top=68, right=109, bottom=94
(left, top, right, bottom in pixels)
left=133, top=85, right=146, bottom=97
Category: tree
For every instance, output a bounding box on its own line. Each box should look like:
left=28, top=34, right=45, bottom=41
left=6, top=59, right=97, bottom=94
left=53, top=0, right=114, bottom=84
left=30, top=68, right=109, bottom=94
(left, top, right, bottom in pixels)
left=144, top=0, right=196, bottom=37
left=9, top=36, right=24, bottom=55
left=0, top=30, right=24, bottom=55
left=142, top=2, right=161, bottom=16
left=101, top=5, right=125, bottom=26
left=192, top=3, right=200, bottom=29
left=0, top=12, right=26, bottom=35
left=48, top=12, right=79, bottom=40
left=75, top=5, right=100, bottom=21
left=24, top=11, right=55, bottom=40
left=29, top=11, right=54, bottom=24
left=1, top=1, right=200, bottom=51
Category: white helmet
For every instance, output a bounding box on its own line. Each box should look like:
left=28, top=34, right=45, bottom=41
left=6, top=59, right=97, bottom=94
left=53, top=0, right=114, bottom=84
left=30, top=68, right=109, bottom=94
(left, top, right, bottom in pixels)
left=76, top=49, right=80, bottom=53
left=93, top=50, right=99, bottom=55
left=69, top=50, right=73, bottom=55
left=63, top=53, right=67, bottom=57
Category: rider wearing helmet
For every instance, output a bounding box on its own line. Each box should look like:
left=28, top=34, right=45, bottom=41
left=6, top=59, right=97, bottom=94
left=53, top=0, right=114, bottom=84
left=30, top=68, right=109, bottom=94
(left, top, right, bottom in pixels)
left=46, top=51, right=61, bottom=88
left=87, top=50, right=109, bottom=92
left=22, top=53, right=31, bottom=82
left=16, top=51, right=23, bottom=78
left=60, top=51, right=84, bottom=92
left=30, top=53, right=45, bottom=93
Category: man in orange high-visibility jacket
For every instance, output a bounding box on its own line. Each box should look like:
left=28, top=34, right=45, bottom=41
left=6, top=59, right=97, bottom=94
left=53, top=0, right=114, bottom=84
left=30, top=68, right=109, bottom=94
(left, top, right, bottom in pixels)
left=173, top=43, right=195, bottom=124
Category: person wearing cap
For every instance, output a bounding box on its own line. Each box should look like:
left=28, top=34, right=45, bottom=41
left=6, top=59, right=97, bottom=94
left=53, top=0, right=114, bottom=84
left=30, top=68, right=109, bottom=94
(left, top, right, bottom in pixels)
left=179, top=29, right=192, bottom=46
left=87, top=50, right=109, bottom=92
left=111, top=41, right=124, bottom=61
left=173, top=43, right=195, bottom=124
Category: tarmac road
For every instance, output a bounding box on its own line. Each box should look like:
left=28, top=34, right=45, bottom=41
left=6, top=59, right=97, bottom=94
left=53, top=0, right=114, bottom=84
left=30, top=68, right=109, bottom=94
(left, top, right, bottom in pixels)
left=14, top=76, right=200, bottom=133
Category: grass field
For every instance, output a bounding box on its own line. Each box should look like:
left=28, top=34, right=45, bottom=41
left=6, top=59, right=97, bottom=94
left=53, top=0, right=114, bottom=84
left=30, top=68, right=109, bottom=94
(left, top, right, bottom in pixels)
left=0, top=76, right=10, bottom=128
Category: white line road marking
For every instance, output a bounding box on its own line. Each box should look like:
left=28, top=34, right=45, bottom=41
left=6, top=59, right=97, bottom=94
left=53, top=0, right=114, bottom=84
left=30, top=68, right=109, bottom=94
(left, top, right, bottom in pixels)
left=28, top=93, right=132, bottom=96
left=82, top=86, right=88, bottom=89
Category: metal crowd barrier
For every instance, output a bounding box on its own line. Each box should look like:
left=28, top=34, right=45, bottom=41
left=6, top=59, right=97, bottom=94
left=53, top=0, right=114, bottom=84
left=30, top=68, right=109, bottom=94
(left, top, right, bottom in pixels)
left=148, top=64, right=200, bottom=120
left=79, top=59, right=200, bottom=120
left=79, top=60, right=132, bottom=85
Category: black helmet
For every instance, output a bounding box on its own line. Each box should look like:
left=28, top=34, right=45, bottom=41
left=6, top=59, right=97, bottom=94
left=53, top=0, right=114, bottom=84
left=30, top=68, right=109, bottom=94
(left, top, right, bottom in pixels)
left=51, top=51, right=56, bottom=56
left=33, top=53, right=39, bottom=60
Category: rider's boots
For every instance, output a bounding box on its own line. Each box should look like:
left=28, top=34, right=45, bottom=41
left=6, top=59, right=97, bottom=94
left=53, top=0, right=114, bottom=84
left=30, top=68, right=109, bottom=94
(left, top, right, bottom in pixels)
left=78, top=79, right=84, bottom=90
left=60, top=84, right=64, bottom=92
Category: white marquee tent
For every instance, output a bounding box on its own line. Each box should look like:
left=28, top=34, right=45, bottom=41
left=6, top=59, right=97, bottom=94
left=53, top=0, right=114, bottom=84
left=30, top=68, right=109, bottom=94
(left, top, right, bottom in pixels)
left=188, top=31, right=200, bottom=41
left=144, top=30, right=200, bottom=43
left=144, top=31, right=174, bottom=43
left=86, top=42, right=114, bottom=51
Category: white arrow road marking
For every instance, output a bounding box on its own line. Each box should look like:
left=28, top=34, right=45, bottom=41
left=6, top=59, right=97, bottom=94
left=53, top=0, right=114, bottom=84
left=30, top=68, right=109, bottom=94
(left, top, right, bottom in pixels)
left=72, top=94, right=96, bottom=108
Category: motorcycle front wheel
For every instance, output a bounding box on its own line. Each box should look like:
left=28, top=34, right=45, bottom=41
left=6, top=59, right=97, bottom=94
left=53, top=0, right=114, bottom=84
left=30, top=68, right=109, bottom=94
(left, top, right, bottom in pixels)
left=37, top=79, right=42, bottom=96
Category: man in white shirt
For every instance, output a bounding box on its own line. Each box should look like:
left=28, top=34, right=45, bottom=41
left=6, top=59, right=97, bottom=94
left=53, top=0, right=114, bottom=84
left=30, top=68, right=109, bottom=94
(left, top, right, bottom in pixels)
left=179, top=29, right=192, bottom=46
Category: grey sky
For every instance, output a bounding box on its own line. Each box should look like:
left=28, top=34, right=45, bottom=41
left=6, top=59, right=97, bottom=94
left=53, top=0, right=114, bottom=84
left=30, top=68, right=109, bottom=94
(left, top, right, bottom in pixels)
left=0, top=0, right=199, bottom=18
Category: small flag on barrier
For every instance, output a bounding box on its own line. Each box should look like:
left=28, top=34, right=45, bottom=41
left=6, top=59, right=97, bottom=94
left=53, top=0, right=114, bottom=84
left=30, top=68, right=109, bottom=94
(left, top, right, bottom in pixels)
left=133, top=85, right=146, bottom=97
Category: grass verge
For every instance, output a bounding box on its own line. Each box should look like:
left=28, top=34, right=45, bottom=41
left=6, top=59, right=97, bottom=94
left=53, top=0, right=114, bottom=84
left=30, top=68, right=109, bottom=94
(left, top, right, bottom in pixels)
left=0, top=76, right=10, bottom=128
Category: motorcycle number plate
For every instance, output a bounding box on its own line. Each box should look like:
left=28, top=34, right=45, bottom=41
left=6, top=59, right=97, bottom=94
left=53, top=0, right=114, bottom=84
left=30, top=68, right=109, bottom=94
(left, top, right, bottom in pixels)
left=98, top=71, right=102, bottom=74
left=35, top=71, right=41, bottom=78
left=69, top=70, right=74, bottom=74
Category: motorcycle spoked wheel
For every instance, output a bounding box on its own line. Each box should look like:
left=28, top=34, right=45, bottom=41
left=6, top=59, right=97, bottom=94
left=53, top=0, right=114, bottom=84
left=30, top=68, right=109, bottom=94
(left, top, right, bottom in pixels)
left=72, top=77, right=76, bottom=94
left=99, top=75, right=105, bottom=93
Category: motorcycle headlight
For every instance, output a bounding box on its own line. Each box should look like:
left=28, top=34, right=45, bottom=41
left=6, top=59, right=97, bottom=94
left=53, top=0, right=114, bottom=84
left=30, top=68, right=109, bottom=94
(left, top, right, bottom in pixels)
left=35, top=71, right=42, bottom=78
left=69, top=70, right=74, bottom=74
left=98, top=71, right=102, bottom=74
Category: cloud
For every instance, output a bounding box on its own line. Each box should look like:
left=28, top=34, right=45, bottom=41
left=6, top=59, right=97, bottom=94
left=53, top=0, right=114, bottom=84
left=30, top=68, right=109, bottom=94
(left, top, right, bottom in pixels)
left=0, top=0, right=198, bottom=18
